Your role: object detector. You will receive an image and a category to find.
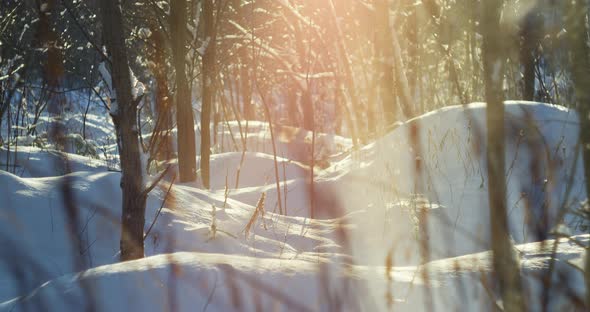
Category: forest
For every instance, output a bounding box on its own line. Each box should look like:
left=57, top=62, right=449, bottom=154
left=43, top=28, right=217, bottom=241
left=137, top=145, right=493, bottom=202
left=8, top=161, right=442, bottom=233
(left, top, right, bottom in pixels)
left=1, top=0, right=590, bottom=311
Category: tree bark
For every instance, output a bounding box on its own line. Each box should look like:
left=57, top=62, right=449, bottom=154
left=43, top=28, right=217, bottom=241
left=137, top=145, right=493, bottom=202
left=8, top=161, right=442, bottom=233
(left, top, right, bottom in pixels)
left=200, top=0, right=217, bottom=189
left=99, top=0, right=147, bottom=261
left=170, top=0, right=198, bottom=182
left=520, top=10, right=539, bottom=101
left=482, top=0, right=526, bottom=310
left=149, top=26, right=173, bottom=161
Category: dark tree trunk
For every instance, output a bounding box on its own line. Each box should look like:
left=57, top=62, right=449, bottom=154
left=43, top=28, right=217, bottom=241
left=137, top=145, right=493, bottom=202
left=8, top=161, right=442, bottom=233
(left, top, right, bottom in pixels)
left=521, top=43, right=535, bottom=101
left=149, top=26, right=173, bottom=161
left=99, top=0, right=147, bottom=261
left=200, top=0, right=217, bottom=189
left=520, top=10, right=539, bottom=101
left=170, top=0, right=198, bottom=182
left=482, top=0, right=526, bottom=310
left=564, top=2, right=590, bottom=308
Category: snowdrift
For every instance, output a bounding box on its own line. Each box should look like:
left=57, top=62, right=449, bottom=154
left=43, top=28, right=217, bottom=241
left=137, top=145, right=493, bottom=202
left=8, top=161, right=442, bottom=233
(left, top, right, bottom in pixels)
left=319, top=101, right=588, bottom=264
left=0, top=101, right=588, bottom=311
left=2, top=237, right=586, bottom=311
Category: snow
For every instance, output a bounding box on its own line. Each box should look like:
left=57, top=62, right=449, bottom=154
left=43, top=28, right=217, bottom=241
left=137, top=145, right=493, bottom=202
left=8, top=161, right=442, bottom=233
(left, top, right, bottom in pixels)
left=138, top=27, right=152, bottom=39
left=98, top=62, right=145, bottom=114
left=130, top=67, right=145, bottom=100
left=197, top=37, right=210, bottom=56
left=1, top=238, right=586, bottom=311
left=325, top=101, right=587, bottom=264
left=0, top=101, right=588, bottom=311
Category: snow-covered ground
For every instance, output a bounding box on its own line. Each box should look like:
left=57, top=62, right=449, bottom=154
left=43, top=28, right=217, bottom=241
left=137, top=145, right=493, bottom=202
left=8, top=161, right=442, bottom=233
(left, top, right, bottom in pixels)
left=1, top=236, right=587, bottom=311
left=0, top=101, right=587, bottom=311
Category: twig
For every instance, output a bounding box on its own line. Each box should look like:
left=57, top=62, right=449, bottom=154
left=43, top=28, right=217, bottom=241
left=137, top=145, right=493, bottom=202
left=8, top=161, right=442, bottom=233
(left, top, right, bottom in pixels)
left=141, top=165, right=171, bottom=197
left=201, top=272, right=218, bottom=312
left=144, top=173, right=176, bottom=241
left=255, top=85, right=284, bottom=215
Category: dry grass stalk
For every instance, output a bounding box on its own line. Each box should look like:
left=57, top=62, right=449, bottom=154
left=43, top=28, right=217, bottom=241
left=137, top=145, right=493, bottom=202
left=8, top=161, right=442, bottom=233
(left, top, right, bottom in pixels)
left=244, top=192, right=267, bottom=238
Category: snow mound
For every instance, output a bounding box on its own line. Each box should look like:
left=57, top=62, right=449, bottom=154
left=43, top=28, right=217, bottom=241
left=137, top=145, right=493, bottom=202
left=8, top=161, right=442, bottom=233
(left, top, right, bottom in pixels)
left=320, top=101, right=587, bottom=264
left=213, top=121, right=352, bottom=163
left=2, top=236, right=586, bottom=311
left=0, top=146, right=110, bottom=177
left=1, top=101, right=588, bottom=311
left=207, top=151, right=309, bottom=190
left=0, top=168, right=346, bottom=301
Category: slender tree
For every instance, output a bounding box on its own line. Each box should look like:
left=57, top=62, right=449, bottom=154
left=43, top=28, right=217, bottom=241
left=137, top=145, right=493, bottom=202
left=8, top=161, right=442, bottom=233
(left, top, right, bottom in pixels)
left=170, top=0, right=198, bottom=182
left=148, top=26, right=173, bottom=161
left=374, top=0, right=397, bottom=126
left=200, top=0, right=218, bottom=189
left=240, top=49, right=254, bottom=120
left=520, top=9, right=540, bottom=101
left=482, top=0, right=526, bottom=310
left=99, top=0, right=147, bottom=261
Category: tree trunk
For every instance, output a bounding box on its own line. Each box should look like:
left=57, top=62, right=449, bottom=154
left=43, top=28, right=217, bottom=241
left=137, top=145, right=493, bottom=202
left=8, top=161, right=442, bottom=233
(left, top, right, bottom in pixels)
left=286, top=84, right=300, bottom=127
left=149, top=26, right=173, bottom=161
left=390, top=26, right=414, bottom=119
left=170, top=0, right=198, bottom=182
left=302, top=89, right=314, bottom=131
left=200, top=0, right=217, bottom=189
left=520, top=10, right=538, bottom=101
left=293, top=20, right=313, bottom=131
left=481, top=0, right=526, bottom=310
left=328, top=0, right=361, bottom=147
left=564, top=2, right=590, bottom=309
left=99, top=0, right=147, bottom=261
left=239, top=50, right=254, bottom=120
left=374, top=0, right=397, bottom=126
